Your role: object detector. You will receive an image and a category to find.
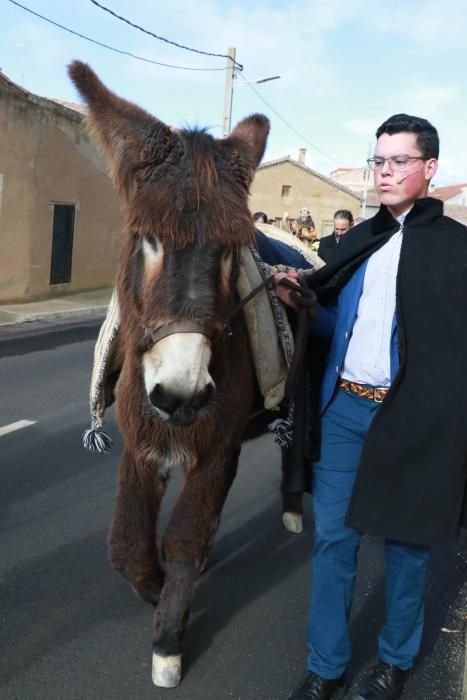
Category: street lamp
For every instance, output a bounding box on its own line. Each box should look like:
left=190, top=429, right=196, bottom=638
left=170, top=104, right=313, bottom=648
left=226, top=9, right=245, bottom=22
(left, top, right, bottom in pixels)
left=222, top=47, right=280, bottom=137
left=235, top=75, right=281, bottom=85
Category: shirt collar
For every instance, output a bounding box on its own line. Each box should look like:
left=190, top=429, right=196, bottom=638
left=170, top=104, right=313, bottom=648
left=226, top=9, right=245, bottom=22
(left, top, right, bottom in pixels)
left=397, top=210, right=410, bottom=226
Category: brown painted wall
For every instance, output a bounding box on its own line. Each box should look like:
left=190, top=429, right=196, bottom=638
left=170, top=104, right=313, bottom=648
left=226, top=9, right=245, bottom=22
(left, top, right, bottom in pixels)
left=0, top=78, right=123, bottom=302
left=249, top=161, right=362, bottom=236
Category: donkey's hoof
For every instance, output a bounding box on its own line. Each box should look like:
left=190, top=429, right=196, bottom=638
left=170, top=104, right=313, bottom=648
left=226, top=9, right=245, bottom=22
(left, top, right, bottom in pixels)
left=282, top=511, right=303, bottom=534
left=152, top=653, right=182, bottom=688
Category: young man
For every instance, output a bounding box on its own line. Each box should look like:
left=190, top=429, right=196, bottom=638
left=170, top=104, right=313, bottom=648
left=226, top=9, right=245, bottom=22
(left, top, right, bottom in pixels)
left=275, top=114, right=467, bottom=700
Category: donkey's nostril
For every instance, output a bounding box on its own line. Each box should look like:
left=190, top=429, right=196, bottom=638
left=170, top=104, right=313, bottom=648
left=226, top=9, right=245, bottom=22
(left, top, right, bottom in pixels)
left=149, top=384, right=182, bottom=415
left=191, top=382, right=215, bottom=410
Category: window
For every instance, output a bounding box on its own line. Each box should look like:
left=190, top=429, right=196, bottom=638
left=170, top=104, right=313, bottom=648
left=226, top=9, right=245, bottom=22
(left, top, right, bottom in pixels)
left=50, top=204, right=75, bottom=285
left=321, top=220, right=334, bottom=237
left=281, top=185, right=292, bottom=198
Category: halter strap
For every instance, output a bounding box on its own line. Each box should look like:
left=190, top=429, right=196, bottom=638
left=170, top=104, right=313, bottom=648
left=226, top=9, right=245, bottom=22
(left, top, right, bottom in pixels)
left=144, top=276, right=310, bottom=406
left=225, top=276, right=271, bottom=325
left=145, top=321, right=213, bottom=345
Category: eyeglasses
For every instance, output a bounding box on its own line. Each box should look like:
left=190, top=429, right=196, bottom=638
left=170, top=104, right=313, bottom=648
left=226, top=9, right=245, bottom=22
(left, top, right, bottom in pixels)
left=367, top=155, right=426, bottom=171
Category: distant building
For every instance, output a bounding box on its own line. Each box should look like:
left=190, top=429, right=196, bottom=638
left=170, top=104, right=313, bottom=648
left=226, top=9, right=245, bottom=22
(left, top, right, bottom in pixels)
left=0, top=71, right=122, bottom=303
left=362, top=189, right=381, bottom=217
left=329, top=166, right=369, bottom=193
left=429, top=183, right=467, bottom=206
left=444, top=203, right=467, bottom=226
left=250, top=150, right=363, bottom=237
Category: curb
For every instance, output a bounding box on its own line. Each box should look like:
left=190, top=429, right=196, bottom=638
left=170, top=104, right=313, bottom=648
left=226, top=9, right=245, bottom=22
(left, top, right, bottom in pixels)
left=0, top=304, right=108, bottom=327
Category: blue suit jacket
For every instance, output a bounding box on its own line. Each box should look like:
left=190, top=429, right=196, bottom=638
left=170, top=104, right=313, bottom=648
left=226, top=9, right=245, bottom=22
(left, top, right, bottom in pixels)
left=312, top=261, right=400, bottom=412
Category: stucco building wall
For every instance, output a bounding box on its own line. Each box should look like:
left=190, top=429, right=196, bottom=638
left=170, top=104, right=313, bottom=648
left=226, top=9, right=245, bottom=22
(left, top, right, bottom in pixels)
left=0, top=75, right=122, bottom=302
left=249, top=160, right=362, bottom=236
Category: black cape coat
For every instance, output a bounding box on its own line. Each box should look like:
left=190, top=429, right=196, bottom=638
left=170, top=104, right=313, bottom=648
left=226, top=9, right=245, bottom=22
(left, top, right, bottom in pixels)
left=297, top=198, right=467, bottom=546
left=317, top=233, right=340, bottom=264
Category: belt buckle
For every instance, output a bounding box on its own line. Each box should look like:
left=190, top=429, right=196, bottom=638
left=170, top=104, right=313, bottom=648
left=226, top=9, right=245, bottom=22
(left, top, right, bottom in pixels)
left=373, top=388, right=385, bottom=403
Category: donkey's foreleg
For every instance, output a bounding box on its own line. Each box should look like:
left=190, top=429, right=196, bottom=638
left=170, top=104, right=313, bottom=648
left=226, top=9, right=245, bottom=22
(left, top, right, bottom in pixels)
left=151, top=447, right=240, bottom=688
left=108, top=450, right=166, bottom=606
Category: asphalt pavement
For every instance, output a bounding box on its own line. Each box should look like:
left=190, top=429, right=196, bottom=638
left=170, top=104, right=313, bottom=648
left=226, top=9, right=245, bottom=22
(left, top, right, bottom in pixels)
left=0, top=308, right=466, bottom=700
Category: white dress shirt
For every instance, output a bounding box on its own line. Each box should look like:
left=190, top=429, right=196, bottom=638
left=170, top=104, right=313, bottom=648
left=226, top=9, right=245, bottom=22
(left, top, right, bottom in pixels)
left=341, top=214, right=406, bottom=387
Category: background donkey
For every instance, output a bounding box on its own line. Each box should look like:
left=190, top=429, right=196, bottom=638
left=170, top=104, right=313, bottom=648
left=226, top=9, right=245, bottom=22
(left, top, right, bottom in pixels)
left=68, top=61, right=285, bottom=688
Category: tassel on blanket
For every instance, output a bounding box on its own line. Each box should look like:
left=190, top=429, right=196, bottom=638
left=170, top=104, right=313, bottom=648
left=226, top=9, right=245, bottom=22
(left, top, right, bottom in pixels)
left=269, top=412, right=294, bottom=448
left=82, top=418, right=113, bottom=453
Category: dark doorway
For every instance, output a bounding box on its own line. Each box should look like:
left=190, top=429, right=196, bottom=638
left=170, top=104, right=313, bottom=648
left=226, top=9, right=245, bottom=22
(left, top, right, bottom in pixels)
left=50, top=204, right=75, bottom=285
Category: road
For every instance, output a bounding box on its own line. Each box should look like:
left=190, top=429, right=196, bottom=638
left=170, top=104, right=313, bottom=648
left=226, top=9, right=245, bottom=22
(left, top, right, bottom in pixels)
left=0, top=320, right=465, bottom=700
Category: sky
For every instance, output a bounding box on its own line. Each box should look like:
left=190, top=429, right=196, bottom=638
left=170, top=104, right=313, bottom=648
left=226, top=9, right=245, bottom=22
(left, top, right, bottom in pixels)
left=2, top=0, right=467, bottom=185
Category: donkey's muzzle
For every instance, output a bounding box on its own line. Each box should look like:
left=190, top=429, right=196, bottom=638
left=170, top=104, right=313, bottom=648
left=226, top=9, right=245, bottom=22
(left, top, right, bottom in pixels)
left=149, top=382, right=215, bottom=425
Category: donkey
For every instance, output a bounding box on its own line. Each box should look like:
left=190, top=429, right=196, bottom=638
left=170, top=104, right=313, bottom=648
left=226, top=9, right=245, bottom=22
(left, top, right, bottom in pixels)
left=69, top=61, right=302, bottom=688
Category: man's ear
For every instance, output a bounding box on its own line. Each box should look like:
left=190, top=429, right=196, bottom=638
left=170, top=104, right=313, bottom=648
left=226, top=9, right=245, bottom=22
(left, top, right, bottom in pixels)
left=425, top=158, right=438, bottom=182
left=68, top=61, right=180, bottom=199
left=221, top=114, right=270, bottom=189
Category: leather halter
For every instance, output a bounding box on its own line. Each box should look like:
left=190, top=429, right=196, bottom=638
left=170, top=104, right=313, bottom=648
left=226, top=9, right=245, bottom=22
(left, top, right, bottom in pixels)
left=143, top=275, right=310, bottom=406
left=144, top=276, right=273, bottom=345
left=144, top=321, right=213, bottom=345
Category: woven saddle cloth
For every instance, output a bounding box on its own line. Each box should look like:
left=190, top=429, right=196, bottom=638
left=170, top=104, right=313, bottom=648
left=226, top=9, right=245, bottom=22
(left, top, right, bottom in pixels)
left=84, top=234, right=323, bottom=452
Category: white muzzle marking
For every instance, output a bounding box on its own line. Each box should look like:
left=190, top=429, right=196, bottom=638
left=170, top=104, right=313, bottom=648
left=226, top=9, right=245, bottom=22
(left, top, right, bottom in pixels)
left=143, top=332, right=213, bottom=400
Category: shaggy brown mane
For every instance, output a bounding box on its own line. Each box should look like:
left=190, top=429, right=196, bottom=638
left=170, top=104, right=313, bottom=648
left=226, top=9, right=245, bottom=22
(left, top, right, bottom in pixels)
left=127, top=128, right=257, bottom=249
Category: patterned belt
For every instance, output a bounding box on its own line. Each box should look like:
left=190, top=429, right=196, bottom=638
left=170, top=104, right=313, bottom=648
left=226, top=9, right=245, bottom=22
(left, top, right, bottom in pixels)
left=338, top=378, right=389, bottom=403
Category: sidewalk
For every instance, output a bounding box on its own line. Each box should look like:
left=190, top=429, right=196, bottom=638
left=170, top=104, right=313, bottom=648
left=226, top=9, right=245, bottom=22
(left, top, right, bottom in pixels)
left=0, top=288, right=112, bottom=327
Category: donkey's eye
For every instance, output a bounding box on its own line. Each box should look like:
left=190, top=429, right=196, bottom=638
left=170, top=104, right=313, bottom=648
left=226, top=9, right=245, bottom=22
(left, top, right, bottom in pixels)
left=145, top=235, right=159, bottom=251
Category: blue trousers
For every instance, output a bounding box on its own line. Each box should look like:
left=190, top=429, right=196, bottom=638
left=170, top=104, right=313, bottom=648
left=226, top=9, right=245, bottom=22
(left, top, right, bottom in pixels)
left=306, top=389, right=430, bottom=679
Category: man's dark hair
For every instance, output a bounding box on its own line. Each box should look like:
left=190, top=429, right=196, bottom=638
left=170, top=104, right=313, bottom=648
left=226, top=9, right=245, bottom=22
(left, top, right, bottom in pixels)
left=334, top=209, right=354, bottom=224
left=253, top=211, right=268, bottom=223
left=376, top=114, right=439, bottom=159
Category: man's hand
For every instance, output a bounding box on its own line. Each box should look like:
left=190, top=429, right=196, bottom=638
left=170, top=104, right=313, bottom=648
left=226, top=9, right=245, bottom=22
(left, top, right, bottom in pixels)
left=273, top=272, right=318, bottom=318
left=273, top=271, right=299, bottom=307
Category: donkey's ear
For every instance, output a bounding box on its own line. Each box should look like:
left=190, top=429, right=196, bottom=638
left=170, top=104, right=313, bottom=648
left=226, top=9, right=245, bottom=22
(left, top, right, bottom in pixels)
left=68, top=61, right=178, bottom=198
left=222, top=114, right=270, bottom=188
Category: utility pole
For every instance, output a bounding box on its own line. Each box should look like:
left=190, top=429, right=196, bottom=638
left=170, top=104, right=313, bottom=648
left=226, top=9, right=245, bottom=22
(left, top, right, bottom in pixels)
left=222, top=47, right=236, bottom=138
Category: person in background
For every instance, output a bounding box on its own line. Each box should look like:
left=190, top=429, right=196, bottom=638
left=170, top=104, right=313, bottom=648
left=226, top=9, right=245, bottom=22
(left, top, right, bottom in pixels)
left=297, top=207, right=316, bottom=231
left=290, top=220, right=300, bottom=236
left=294, top=208, right=318, bottom=249
left=299, top=225, right=320, bottom=253
left=253, top=211, right=268, bottom=223
left=318, top=210, right=354, bottom=263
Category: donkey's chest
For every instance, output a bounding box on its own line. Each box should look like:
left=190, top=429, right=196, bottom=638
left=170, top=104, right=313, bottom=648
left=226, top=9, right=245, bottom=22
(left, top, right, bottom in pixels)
left=138, top=438, right=194, bottom=477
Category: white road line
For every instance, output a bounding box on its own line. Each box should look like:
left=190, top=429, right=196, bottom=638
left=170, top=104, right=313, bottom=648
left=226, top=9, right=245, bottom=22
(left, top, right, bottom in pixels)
left=0, top=419, right=37, bottom=437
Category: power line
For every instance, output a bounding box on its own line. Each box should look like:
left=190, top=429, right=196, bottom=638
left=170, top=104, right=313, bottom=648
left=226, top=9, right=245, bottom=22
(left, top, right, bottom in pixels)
left=8, top=0, right=349, bottom=166
left=242, top=74, right=352, bottom=168
left=7, top=0, right=228, bottom=71
left=89, top=0, right=244, bottom=71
